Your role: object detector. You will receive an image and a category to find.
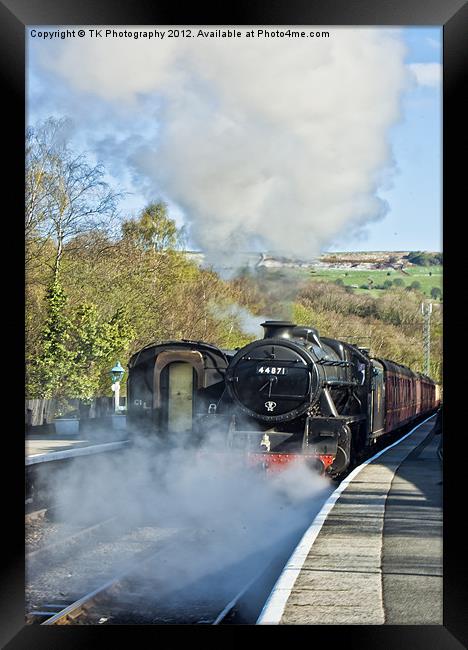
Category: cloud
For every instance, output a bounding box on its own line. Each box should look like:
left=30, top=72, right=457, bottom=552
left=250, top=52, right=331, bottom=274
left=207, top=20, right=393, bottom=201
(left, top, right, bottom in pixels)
left=426, top=36, right=441, bottom=50
left=407, top=63, right=442, bottom=87
left=34, top=28, right=410, bottom=261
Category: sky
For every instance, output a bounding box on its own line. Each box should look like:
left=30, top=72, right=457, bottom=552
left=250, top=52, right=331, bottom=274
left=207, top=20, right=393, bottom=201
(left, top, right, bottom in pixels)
left=27, top=26, right=442, bottom=256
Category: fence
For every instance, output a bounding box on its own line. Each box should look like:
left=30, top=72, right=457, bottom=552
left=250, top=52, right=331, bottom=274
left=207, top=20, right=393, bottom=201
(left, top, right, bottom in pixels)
left=25, top=397, right=127, bottom=429
left=25, top=399, right=57, bottom=427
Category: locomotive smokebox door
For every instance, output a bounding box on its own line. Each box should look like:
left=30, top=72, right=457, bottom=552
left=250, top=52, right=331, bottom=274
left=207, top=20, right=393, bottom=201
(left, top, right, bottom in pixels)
left=168, top=362, right=194, bottom=433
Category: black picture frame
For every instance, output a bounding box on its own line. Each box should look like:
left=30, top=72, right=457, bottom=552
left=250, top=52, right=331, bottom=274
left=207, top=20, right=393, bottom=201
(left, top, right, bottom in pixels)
left=2, top=0, right=466, bottom=647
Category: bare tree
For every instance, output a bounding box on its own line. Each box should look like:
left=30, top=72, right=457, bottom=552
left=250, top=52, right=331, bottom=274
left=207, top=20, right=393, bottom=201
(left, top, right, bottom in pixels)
left=25, top=120, right=60, bottom=267
left=26, top=117, right=122, bottom=280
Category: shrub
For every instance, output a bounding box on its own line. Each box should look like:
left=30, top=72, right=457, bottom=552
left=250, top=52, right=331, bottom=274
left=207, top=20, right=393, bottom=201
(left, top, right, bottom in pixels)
left=407, top=251, right=443, bottom=266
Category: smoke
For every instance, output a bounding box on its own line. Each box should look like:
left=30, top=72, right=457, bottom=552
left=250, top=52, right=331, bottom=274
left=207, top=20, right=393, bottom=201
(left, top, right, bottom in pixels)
left=34, top=427, right=331, bottom=615
left=211, top=303, right=269, bottom=337
left=35, top=28, right=409, bottom=261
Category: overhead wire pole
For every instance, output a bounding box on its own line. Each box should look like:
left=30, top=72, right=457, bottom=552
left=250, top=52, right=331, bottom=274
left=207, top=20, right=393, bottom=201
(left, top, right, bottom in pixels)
left=421, top=302, right=433, bottom=376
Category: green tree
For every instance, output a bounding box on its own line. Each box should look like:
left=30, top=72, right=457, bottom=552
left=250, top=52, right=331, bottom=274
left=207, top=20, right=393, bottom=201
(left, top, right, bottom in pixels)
left=430, top=287, right=442, bottom=300
left=27, top=280, right=135, bottom=402
left=27, top=279, right=75, bottom=399
left=69, top=305, right=135, bottom=400
left=121, top=202, right=184, bottom=252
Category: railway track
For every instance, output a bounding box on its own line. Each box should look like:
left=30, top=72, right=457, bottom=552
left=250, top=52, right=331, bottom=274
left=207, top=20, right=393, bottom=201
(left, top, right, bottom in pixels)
left=27, top=531, right=189, bottom=625
left=30, top=568, right=136, bottom=625
left=26, top=424, right=431, bottom=626
left=25, top=507, right=50, bottom=524
left=27, top=514, right=118, bottom=564
left=28, top=537, right=294, bottom=625
left=212, top=563, right=275, bottom=624
left=26, top=486, right=323, bottom=626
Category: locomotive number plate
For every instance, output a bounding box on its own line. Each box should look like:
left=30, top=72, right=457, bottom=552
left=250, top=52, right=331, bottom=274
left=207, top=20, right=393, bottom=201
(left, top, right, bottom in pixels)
left=256, top=365, right=288, bottom=375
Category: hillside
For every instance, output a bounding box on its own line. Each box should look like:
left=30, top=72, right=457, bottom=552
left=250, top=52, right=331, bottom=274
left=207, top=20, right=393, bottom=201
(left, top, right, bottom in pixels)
left=185, top=250, right=442, bottom=272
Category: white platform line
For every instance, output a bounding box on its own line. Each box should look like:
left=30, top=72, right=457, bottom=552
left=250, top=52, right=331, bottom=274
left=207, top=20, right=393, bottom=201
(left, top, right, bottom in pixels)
left=256, top=414, right=436, bottom=625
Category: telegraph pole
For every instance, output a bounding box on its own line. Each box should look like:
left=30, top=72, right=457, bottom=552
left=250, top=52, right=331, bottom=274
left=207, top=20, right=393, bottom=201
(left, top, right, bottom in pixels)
left=421, top=302, right=433, bottom=376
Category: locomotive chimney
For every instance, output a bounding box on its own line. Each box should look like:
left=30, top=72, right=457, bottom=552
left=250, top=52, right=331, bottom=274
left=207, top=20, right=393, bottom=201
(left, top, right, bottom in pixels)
left=357, top=346, right=370, bottom=356
left=261, top=321, right=297, bottom=339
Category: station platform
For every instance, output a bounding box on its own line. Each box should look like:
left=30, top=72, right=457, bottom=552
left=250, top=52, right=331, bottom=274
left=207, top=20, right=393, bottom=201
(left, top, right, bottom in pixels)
left=258, top=415, right=442, bottom=625
left=26, top=434, right=129, bottom=465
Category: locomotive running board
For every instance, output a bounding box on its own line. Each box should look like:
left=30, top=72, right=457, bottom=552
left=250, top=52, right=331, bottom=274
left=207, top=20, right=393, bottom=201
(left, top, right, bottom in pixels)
left=227, top=430, right=294, bottom=452
left=226, top=430, right=339, bottom=459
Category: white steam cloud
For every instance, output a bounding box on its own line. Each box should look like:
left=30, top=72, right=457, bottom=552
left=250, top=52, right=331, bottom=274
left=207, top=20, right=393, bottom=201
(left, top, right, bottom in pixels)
left=407, top=62, right=442, bottom=87
left=38, top=27, right=409, bottom=260
left=33, top=429, right=331, bottom=615
left=211, top=303, right=269, bottom=337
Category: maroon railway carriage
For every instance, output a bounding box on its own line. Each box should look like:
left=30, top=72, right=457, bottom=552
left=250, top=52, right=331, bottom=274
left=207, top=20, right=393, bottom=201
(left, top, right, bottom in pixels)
left=378, top=359, right=438, bottom=434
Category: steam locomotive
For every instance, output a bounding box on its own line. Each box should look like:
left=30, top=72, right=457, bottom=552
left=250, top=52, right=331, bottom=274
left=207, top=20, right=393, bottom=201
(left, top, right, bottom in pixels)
left=127, top=321, right=439, bottom=477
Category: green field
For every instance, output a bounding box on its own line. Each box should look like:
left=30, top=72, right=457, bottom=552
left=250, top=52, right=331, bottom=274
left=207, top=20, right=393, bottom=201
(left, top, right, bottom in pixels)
left=305, top=265, right=443, bottom=299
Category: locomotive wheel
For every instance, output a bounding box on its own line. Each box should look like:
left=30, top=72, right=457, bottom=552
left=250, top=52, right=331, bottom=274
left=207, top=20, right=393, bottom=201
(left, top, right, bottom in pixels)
left=328, top=424, right=352, bottom=478
left=328, top=444, right=350, bottom=478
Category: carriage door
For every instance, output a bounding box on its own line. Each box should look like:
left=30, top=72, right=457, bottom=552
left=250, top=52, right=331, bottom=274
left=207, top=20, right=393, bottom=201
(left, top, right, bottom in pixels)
left=371, top=360, right=385, bottom=436
left=168, top=362, right=194, bottom=433
left=154, top=350, right=205, bottom=434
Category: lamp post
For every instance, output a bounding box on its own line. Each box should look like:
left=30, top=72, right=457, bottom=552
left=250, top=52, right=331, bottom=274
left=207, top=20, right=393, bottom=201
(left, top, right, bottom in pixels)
left=110, top=361, right=125, bottom=413
left=421, top=302, right=432, bottom=376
